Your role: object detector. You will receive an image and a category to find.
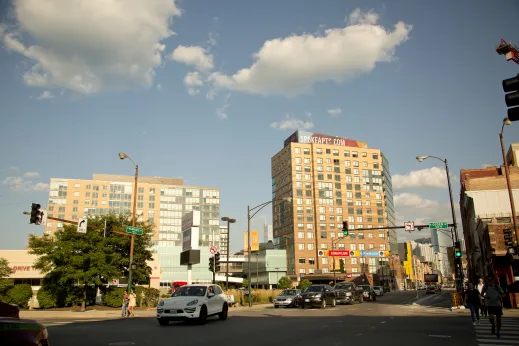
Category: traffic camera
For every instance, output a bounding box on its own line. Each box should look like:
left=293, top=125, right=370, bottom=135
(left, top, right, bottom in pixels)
left=503, top=73, right=519, bottom=121
left=30, top=203, right=43, bottom=225
left=342, top=221, right=349, bottom=236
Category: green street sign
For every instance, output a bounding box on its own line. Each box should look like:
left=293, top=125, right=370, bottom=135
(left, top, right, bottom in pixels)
left=126, top=226, right=143, bottom=235
left=429, top=222, right=448, bottom=229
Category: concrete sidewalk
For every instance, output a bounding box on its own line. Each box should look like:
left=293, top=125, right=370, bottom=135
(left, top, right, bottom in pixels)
left=19, top=303, right=272, bottom=320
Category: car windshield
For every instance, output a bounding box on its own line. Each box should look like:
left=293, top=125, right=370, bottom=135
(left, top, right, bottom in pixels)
left=304, top=286, right=324, bottom=292
left=172, top=286, right=207, bottom=297
left=281, top=289, right=298, bottom=296
left=335, top=283, right=353, bottom=289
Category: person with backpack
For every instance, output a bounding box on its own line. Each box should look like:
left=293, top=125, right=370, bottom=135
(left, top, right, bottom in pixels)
left=482, top=277, right=506, bottom=339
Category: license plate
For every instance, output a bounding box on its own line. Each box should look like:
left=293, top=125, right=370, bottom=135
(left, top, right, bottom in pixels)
left=305, top=299, right=310, bottom=302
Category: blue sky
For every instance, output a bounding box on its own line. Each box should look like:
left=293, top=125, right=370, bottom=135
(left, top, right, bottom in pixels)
left=1, top=0, right=518, bottom=253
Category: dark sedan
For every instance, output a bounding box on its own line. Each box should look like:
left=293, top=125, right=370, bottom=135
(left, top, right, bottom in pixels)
left=296, top=284, right=337, bottom=308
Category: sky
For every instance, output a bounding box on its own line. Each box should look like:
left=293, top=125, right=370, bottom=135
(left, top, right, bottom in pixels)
left=1, top=0, right=518, bottom=254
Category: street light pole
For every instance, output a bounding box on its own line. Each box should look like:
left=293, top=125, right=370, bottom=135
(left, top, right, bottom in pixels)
left=119, top=152, right=138, bottom=294
left=417, top=155, right=463, bottom=291
left=255, top=253, right=259, bottom=289
left=221, top=217, right=236, bottom=290
left=247, top=197, right=292, bottom=307
left=500, top=118, right=519, bottom=246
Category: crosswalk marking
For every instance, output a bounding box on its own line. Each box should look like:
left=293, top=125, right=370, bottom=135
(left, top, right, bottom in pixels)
left=474, top=317, right=519, bottom=346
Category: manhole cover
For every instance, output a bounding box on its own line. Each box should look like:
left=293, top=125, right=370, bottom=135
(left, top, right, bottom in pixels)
left=108, top=342, right=135, bottom=346
left=428, top=335, right=451, bottom=339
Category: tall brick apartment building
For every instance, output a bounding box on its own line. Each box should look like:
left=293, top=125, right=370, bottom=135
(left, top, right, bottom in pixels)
left=460, top=143, right=519, bottom=309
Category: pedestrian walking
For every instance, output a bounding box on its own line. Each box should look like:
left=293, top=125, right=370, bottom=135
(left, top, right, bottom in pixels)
left=121, top=290, right=129, bottom=317
left=482, top=277, right=506, bottom=339
left=476, top=277, right=487, bottom=317
left=128, top=289, right=137, bottom=317
left=463, top=283, right=481, bottom=325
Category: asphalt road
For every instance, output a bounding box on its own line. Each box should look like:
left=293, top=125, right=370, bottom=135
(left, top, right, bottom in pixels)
left=28, top=291, right=483, bottom=346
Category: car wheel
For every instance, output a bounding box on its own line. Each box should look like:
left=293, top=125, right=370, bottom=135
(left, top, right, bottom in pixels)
left=320, top=299, right=326, bottom=309
left=331, top=299, right=336, bottom=307
left=372, top=295, right=376, bottom=301
left=219, top=303, right=228, bottom=320
left=359, top=295, right=364, bottom=303
left=274, top=305, right=279, bottom=309
left=157, top=318, right=169, bottom=326
left=198, top=305, right=207, bottom=325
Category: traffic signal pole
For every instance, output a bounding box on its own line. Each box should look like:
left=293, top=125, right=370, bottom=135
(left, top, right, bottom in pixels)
left=212, top=254, right=216, bottom=284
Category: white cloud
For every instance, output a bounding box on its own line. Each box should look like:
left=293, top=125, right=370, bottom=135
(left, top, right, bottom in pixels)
left=392, top=167, right=447, bottom=189
left=170, top=45, right=214, bottom=71
left=23, top=172, right=39, bottom=178
left=36, top=90, right=54, bottom=100
left=156, top=84, right=162, bottom=90
left=207, top=32, right=219, bottom=48
left=216, top=94, right=231, bottom=120
left=1, top=0, right=180, bottom=95
left=394, top=193, right=439, bottom=210
left=327, top=108, right=342, bottom=116
left=183, top=71, right=204, bottom=96
left=2, top=173, right=49, bottom=192
left=206, top=9, right=411, bottom=97
left=305, top=111, right=312, bottom=117
left=271, top=114, right=314, bottom=131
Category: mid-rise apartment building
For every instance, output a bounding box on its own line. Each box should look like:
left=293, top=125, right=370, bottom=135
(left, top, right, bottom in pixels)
left=271, top=130, right=395, bottom=280
left=44, top=174, right=221, bottom=285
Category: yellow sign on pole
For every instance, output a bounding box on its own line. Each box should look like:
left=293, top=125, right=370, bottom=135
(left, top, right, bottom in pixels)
left=243, top=230, right=260, bottom=252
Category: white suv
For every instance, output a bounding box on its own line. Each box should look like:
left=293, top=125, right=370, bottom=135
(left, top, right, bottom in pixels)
left=157, top=284, right=228, bottom=325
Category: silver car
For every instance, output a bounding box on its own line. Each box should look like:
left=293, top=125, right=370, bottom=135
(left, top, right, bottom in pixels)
left=273, top=289, right=301, bottom=308
left=373, top=286, right=384, bottom=296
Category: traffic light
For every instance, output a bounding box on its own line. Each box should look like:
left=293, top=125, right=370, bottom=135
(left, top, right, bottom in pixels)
left=209, top=257, right=214, bottom=272
left=30, top=203, right=43, bottom=225
left=104, top=220, right=114, bottom=237
left=214, top=252, right=221, bottom=272
left=454, top=241, right=462, bottom=258
left=503, top=229, right=514, bottom=247
left=342, top=221, right=349, bottom=236
left=503, top=73, right=519, bottom=121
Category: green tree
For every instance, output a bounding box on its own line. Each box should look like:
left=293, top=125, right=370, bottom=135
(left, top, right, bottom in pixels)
left=299, top=279, right=312, bottom=291
left=242, top=279, right=249, bottom=288
left=28, top=214, right=154, bottom=311
left=0, top=258, right=14, bottom=278
left=277, top=276, right=292, bottom=290
left=339, top=259, right=345, bottom=273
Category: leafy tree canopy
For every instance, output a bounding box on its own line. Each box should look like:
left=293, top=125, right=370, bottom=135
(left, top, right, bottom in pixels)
left=277, top=276, right=292, bottom=290
left=28, top=214, right=154, bottom=290
left=0, top=258, right=14, bottom=278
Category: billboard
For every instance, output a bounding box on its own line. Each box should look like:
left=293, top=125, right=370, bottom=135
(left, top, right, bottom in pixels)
left=284, top=130, right=368, bottom=148
left=243, top=230, right=260, bottom=252
left=182, top=210, right=201, bottom=230
left=182, top=210, right=201, bottom=252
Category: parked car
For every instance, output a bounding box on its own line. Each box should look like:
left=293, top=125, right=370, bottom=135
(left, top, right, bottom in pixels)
left=273, top=289, right=301, bottom=308
left=0, top=302, right=20, bottom=319
left=426, top=285, right=440, bottom=294
left=333, top=282, right=363, bottom=305
left=296, top=284, right=337, bottom=308
left=359, top=285, right=377, bottom=301
left=157, top=284, right=228, bottom=325
left=0, top=302, right=50, bottom=346
left=383, top=286, right=390, bottom=293
left=373, top=286, right=384, bottom=296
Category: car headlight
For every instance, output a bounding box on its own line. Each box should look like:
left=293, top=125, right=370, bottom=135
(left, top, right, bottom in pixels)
left=186, top=299, right=198, bottom=306
left=158, top=300, right=164, bottom=307
left=345, top=292, right=352, bottom=296
left=315, top=294, right=322, bottom=298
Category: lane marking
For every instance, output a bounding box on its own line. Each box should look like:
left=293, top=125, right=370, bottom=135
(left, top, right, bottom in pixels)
left=380, top=321, right=386, bottom=324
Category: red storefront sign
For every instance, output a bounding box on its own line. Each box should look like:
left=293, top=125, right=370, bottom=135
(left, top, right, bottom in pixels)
left=328, top=250, right=350, bottom=257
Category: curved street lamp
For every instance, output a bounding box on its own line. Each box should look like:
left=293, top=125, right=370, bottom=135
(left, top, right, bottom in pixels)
left=119, top=152, right=139, bottom=294
left=247, top=196, right=292, bottom=307
left=221, top=216, right=236, bottom=290
left=416, top=155, right=463, bottom=291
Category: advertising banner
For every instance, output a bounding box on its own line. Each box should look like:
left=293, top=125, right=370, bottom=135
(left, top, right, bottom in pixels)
left=182, top=227, right=199, bottom=252
left=243, top=230, right=260, bottom=252
left=284, top=130, right=367, bottom=148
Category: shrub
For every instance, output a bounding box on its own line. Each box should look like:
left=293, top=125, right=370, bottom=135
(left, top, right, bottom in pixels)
left=7, top=284, right=33, bottom=308
left=102, top=287, right=126, bottom=308
left=299, top=279, right=312, bottom=291
left=0, top=280, right=14, bottom=302
left=142, top=287, right=160, bottom=307
left=36, top=284, right=60, bottom=309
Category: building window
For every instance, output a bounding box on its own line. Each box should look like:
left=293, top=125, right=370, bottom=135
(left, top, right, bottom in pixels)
left=299, top=258, right=306, bottom=264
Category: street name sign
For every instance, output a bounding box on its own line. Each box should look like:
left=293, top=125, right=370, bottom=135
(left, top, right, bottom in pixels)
left=329, top=250, right=350, bottom=257
left=429, top=222, right=448, bottom=229
left=126, top=226, right=143, bottom=235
